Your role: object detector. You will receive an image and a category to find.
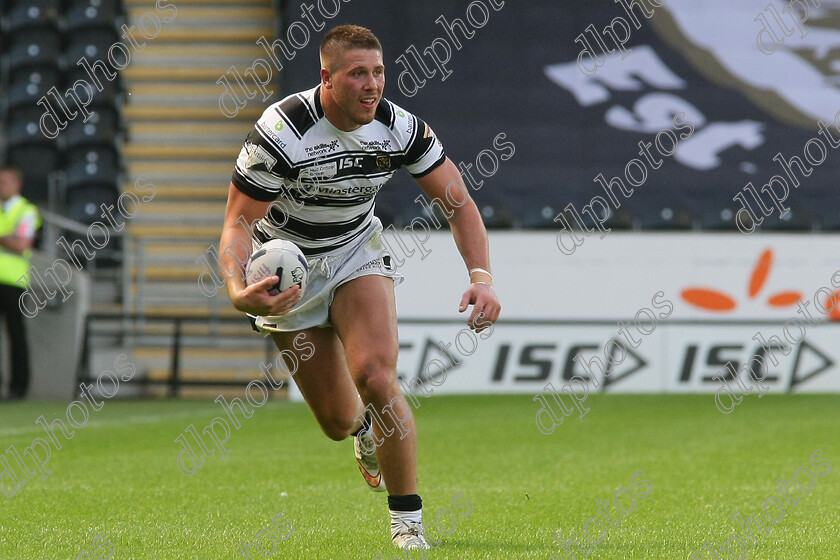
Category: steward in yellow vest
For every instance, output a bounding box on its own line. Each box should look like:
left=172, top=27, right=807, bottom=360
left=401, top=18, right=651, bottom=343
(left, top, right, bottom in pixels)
left=0, top=166, right=40, bottom=399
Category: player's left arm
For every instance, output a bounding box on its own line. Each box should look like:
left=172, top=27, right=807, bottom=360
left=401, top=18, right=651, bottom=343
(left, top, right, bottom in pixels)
left=414, top=157, right=501, bottom=330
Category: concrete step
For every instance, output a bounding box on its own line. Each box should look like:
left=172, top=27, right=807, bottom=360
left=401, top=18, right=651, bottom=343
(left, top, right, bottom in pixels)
left=129, top=223, right=223, bottom=238
left=142, top=385, right=284, bottom=399
left=129, top=121, right=249, bottom=145
left=127, top=5, right=275, bottom=26
left=84, top=307, right=252, bottom=334
left=126, top=24, right=270, bottom=44
left=125, top=183, right=230, bottom=200
left=139, top=200, right=225, bottom=213
left=135, top=240, right=213, bottom=254
left=133, top=346, right=267, bottom=359
left=128, top=43, right=267, bottom=68
left=125, top=81, right=257, bottom=107
left=144, top=367, right=275, bottom=381
left=133, top=347, right=270, bottom=371
left=124, top=104, right=262, bottom=121
left=129, top=304, right=241, bottom=319
left=128, top=160, right=233, bottom=185
left=126, top=0, right=269, bottom=5
left=132, top=265, right=211, bottom=281
left=131, top=201, right=225, bottom=225
left=140, top=27, right=271, bottom=44
left=125, top=142, right=235, bottom=160
left=124, top=64, right=270, bottom=82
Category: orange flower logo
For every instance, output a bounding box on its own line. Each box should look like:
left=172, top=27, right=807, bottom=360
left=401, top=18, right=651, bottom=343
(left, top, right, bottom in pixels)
left=681, top=248, right=818, bottom=313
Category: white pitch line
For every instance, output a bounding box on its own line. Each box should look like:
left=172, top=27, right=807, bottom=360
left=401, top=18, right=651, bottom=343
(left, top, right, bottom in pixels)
left=0, top=406, right=262, bottom=438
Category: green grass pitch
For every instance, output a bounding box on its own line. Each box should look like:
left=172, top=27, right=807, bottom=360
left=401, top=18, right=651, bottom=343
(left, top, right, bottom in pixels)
left=1, top=394, right=838, bottom=559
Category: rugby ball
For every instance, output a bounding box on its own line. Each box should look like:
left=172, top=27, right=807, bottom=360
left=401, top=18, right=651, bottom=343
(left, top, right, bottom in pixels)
left=245, top=239, right=309, bottom=296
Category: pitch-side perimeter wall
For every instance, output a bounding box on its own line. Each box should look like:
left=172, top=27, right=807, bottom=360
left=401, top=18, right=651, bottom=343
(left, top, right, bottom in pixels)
left=291, top=231, right=840, bottom=400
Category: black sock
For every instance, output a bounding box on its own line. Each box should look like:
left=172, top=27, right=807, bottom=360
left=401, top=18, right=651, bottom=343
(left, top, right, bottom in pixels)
left=350, top=411, right=371, bottom=437
left=388, top=494, right=422, bottom=512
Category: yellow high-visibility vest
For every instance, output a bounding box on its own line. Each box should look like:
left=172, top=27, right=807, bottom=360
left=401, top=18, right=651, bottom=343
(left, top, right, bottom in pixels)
left=0, top=197, right=40, bottom=288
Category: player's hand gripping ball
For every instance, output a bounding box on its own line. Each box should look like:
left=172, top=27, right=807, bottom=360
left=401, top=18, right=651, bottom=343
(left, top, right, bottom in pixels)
left=245, top=239, right=309, bottom=296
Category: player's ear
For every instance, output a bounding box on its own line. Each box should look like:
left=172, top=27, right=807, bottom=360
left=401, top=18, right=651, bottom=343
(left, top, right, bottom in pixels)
left=320, top=67, right=332, bottom=88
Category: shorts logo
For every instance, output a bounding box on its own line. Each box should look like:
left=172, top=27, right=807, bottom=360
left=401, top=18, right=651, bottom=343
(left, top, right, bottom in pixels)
left=354, top=254, right=394, bottom=275
left=381, top=254, right=394, bottom=273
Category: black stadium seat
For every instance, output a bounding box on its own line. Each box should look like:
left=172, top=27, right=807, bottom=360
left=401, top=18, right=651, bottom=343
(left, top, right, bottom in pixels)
left=797, top=188, right=840, bottom=231
left=64, top=2, right=121, bottom=33
left=6, top=117, right=59, bottom=202
left=64, top=27, right=121, bottom=66
left=635, top=205, right=694, bottom=230
left=63, top=146, right=122, bottom=191
left=63, top=184, right=123, bottom=268
left=519, top=205, right=560, bottom=229
left=0, top=0, right=128, bottom=259
left=8, top=64, right=61, bottom=93
left=8, top=80, right=50, bottom=111
left=697, top=206, right=739, bottom=231
left=479, top=203, right=515, bottom=229
left=65, top=0, right=127, bottom=17
left=7, top=32, right=61, bottom=74
left=5, top=1, right=60, bottom=34
left=62, top=109, right=121, bottom=152
left=64, top=183, right=119, bottom=224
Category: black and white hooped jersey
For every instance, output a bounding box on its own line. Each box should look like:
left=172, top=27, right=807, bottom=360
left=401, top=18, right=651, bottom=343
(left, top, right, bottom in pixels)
left=232, top=85, right=446, bottom=256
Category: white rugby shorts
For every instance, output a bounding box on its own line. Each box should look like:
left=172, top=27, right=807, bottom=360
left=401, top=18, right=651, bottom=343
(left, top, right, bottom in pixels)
left=248, top=217, right=403, bottom=334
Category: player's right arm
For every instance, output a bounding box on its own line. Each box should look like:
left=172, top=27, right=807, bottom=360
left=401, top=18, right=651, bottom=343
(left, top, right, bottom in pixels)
left=220, top=183, right=301, bottom=316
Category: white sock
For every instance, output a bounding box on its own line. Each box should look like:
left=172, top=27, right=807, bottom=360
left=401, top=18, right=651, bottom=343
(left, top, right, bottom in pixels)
left=390, top=509, right=423, bottom=539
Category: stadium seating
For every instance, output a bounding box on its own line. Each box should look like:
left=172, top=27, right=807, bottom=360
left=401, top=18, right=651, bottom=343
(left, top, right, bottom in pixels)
left=1, top=0, right=126, bottom=266
left=64, top=183, right=119, bottom=224
left=8, top=64, right=61, bottom=94
left=5, top=117, right=60, bottom=201
left=5, top=1, right=61, bottom=34
left=64, top=27, right=121, bottom=67
left=63, top=145, right=122, bottom=191
left=634, top=205, right=694, bottom=230
left=62, top=108, right=121, bottom=152
left=7, top=74, right=57, bottom=112
left=64, top=1, right=123, bottom=34
left=7, top=31, right=61, bottom=75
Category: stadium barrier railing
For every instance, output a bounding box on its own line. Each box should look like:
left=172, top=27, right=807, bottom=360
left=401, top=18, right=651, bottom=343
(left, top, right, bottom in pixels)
left=75, top=313, right=276, bottom=399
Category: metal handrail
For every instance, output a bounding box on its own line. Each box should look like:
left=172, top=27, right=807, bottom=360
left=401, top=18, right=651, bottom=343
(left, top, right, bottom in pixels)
left=76, top=312, right=275, bottom=398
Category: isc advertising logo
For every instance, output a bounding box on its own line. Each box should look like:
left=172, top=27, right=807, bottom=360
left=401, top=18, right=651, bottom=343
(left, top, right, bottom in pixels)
left=673, top=335, right=833, bottom=394
left=471, top=329, right=834, bottom=394
left=394, top=322, right=838, bottom=397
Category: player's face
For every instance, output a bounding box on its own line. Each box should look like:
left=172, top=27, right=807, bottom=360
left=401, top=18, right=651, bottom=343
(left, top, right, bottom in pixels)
left=323, top=49, right=384, bottom=131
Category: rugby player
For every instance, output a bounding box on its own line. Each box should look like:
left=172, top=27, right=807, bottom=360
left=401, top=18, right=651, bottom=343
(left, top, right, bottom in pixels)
left=220, top=24, right=501, bottom=551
